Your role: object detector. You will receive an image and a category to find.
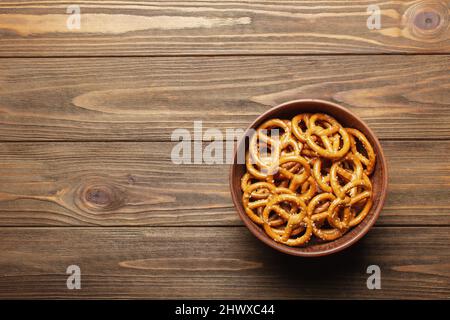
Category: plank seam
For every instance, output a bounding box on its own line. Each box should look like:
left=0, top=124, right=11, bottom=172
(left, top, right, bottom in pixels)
left=0, top=53, right=450, bottom=59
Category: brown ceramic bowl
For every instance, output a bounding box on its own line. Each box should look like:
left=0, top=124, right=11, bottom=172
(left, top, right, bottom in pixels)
left=229, top=99, right=388, bottom=257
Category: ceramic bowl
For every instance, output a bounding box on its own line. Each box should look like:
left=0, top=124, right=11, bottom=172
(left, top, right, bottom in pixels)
left=229, top=99, right=388, bottom=257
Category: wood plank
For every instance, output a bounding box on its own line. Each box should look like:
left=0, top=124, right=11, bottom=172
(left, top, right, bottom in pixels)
left=0, top=141, right=448, bottom=226
left=0, top=226, right=448, bottom=299
left=0, top=55, right=449, bottom=141
left=0, top=1, right=449, bottom=56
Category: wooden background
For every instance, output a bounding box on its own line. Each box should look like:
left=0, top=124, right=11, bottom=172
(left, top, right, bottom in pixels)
left=0, top=0, right=449, bottom=299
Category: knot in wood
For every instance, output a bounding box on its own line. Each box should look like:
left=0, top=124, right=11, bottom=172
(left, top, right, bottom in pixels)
left=403, top=1, right=449, bottom=40
left=76, top=181, right=124, bottom=213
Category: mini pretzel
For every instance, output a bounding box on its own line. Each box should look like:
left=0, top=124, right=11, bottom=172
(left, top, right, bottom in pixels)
left=242, top=182, right=276, bottom=224
left=291, top=113, right=311, bottom=142
left=277, top=155, right=311, bottom=191
left=297, top=176, right=317, bottom=202
left=347, top=174, right=373, bottom=227
left=252, top=118, right=291, bottom=151
left=241, top=172, right=262, bottom=192
left=329, top=154, right=363, bottom=199
left=248, top=119, right=291, bottom=176
left=327, top=197, right=352, bottom=230
left=242, top=181, right=296, bottom=225
left=307, top=193, right=344, bottom=241
left=306, top=126, right=350, bottom=160
left=346, top=128, right=376, bottom=175
left=312, top=158, right=332, bottom=193
left=328, top=177, right=372, bottom=230
left=280, top=137, right=301, bottom=157
left=262, top=194, right=312, bottom=246
left=241, top=113, right=377, bottom=246
left=308, top=113, right=340, bottom=137
left=248, top=140, right=281, bottom=177
left=303, top=113, right=350, bottom=159
left=245, top=152, right=274, bottom=181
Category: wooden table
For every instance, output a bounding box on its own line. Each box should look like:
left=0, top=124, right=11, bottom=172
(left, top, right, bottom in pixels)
left=0, top=1, right=449, bottom=299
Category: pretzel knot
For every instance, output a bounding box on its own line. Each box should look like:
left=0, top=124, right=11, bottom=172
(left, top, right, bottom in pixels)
left=247, top=119, right=293, bottom=179
left=263, top=194, right=312, bottom=246
left=291, top=113, right=311, bottom=142
left=346, top=128, right=376, bottom=175
left=242, top=182, right=295, bottom=226
left=305, top=114, right=350, bottom=160
left=241, top=113, right=376, bottom=246
left=277, top=155, right=311, bottom=191
left=307, top=193, right=344, bottom=241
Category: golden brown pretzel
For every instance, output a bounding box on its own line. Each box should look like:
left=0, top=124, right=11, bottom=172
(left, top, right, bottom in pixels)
left=303, top=114, right=350, bottom=159
left=242, top=182, right=276, bottom=225
left=248, top=141, right=281, bottom=177
left=346, top=128, right=376, bottom=175
left=327, top=197, right=352, bottom=230
left=262, top=194, right=312, bottom=246
left=254, top=118, right=291, bottom=149
left=277, top=155, right=311, bottom=191
left=307, top=193, right=344, bottom=241
left=347, top=174, right=373, bottom=227
left=291, top=113, right=311, bottom=142
left=241, top=172, right=262, bottom=192
left=248, top=118, right=292, bottom=177
left=308, top=113, right=340, bottom=137
left=312, top=158, right=332, bottom=192
left=245, top=152, right=277, bottom=182
left=329, top=153, right=363, bottom=199
left=306, top=126, right=350, bottom=160
left=242, top=181, right=296, bottom=225
left=328, top=176, right=372, bottom=229
left=297, top=176, right=318, bottom=202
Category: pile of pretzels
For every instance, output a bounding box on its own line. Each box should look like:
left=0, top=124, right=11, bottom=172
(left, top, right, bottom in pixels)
left=241, top=113, right=376, bottom=246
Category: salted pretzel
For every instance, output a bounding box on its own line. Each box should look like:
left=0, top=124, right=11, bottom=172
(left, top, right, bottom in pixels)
left=346, top=128, right=376, bottom=175
left=245, top=152, right=274, bottom=181
left=242, top=182, right=296, bottom=225
left=262, top=194, right=312, bottom=246
left=329, top=153, right=363, bottom=199
left=346, top=174, right=373, bottom=227
left=312, top=158, right=332, bottom=192
left=307, top=193, right=345, bottom=241
left=305, top=114, right=350, bottom=159
left=291, top=113, right=311, bottom=142
left=247, top=118, right=294, bottom=180
left=277, top=155, right=311, bottom=191
left=241, top=112, right=376, bottom=247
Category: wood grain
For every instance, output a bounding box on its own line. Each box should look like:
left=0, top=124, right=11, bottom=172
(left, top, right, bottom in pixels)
left=0, top=0, right=449, bottom=56
left=0, top=140, right=448, bottom=226
left=1, top=55, right=449, bottom=141
left=0, top=226, right=448, bottom=299
left=0, top=0, right=449, bottom=300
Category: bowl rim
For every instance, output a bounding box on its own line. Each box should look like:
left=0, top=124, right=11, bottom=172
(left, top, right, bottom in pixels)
left=229, top=99, right=388, bottom=257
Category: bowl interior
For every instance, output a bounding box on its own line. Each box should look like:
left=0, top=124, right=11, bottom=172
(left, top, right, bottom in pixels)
left=230, top=99, right=388, bottom=257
